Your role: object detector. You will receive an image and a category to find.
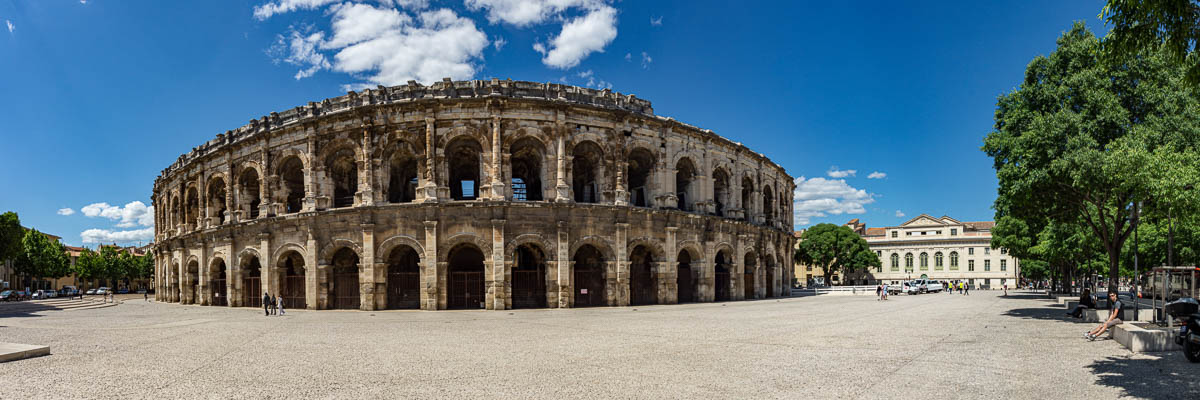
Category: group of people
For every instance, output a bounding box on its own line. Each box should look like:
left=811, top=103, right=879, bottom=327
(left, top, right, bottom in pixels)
left=1066, top=289, right=1124, bottom=341
left=875, top=284, right=890, bottom=300
left=262, top=293, right=285, bottom=316
left=946, top=281, right=970, bottom=295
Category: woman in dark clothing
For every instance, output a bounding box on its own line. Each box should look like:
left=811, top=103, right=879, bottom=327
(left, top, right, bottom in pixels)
left=1066, top=288, right=1095, bottom=318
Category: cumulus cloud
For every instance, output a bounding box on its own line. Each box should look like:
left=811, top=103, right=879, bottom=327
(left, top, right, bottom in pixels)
left=868, top=171, right=887, bottom=179
left=650, top=16, right=662, bottom=26
left=81, top=228, right=155, bottom=244
left=80, top=201, right=155, bottom=228
left=57, top=208, right=75, bottom=216
left=536, top=6, right=617, bottom=69
left=6, top=20, right=14, bottom=33
left=640, top=51, right=652, bottom=69
left=254, top=0, right=339, bottom=20
left=793, top=176, right=875, bottom=226
left=269, top=25, right=330, bottom=80
left=466, top=0, right=605, bottom=27
left=826, top=166, right=856, bottom=178
left=895, top=210, right=906, bottom=218
left=492, top=35, right=506, bottom=51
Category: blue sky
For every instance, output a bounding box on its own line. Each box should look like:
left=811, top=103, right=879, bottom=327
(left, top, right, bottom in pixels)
left=0, top=0, right=1109, bottom=247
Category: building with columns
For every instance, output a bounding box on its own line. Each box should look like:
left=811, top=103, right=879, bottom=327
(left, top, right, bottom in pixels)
left=795, top=215, right=1019, bottom=289
left=152, top=79, right=795, bottom=310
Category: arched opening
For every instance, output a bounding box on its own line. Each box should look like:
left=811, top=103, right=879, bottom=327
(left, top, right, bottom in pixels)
left=185, top=187, right=199, bottom=227
left=741, top=177, right=754, bottom=222
left=242, top=256, right=262, bottom=307
left=713, top=168, right=729, bottom=217
left=765, top=257, right=776, bottom=298
left=627, top=148, right=655, bottom=207
left=386, top=150, right=418, bottom=204
left=677, top=249, right=696, bottom=303
left=510, top=137, right=544, bottom=201
left=675, top=158, right=696, bottom=211
left=762, top=185, right=775, bottom=225
left=743, top=253, right=757, bottom=300
left=325, top=148, right=358, bottom=208
left=278, top=250, right=306, bottom=310
left=572, top=141, right=604, bottom=203
left=511, top=243, right=548, bottom=309
left=185, top=260, right=199, bottom=304
left=170, top=196, right=180, bottom=228
left=238, top=168, right=261, bottom=219
left=206, top=178, right=227, bottom=225
left=714, top=250, right=731, bottom=301
left=279, top=156, right=305, bottom=213
left=385, top=246, right=420, bottom=309
left=447, top=138, right=482, bottom=201
left=447, top=244, right=485, bottom=309
left=210, top=260, right=228, bottom=306
left=572, top=244, right=607, bottom=307
left=629, top=245, right=658, bottom=306
left=329, top=247, right=360, bottom=310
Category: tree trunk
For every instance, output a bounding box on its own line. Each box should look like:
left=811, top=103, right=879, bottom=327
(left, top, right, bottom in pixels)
left=1107, top=246, right=1120, bottom=296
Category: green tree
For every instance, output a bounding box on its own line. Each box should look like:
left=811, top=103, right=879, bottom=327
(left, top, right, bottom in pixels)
left=41, top=240, right=71, bottom=280
left=1102, top=0, right=1200, bottom=83
left=99, top=245, right=126, bottom=285
left=0, top=211, right=22, bottom=262
left=794, top=223, right=881, bottom=285
left=73, top=248, right=104, bottom=283
left=983, top=23, right=1200, bottom=294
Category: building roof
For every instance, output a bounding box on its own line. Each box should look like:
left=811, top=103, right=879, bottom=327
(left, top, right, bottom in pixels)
left=963, top=221, right=995, bottom=230
left=864, top=227, right=886, bottom=236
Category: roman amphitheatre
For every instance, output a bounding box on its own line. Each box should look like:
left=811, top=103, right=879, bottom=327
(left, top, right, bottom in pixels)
left=151, top=78, right=794, bottom=311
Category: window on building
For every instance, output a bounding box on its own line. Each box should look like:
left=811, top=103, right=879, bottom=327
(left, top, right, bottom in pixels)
left=936, top=231, right=942, bottom=235
left=969, top=248, right=974, bottom=255
left=920, top=231, right=927, bottom=236
left=892, top=231, right=898, bottom=238
left=1000, top=259, right=1006, bottom=271
left=876, top=264, right=882, bottom=273
left=985, top=248, right=990, bottom=255
left=968, top=260, right=975, bottom=271
left=905, top=253, right=913, bottom=269
left=1001, top=248, right=1007, bottom=255
left=906, top=232, right=912, bottom=236
left=950, top=251, right=959, bottom=270
left=891, top=253, right=899, bottom=271
left=934, top=252, right=944, bottom=270
left=806, top=264, right=812, bottom=271
left=984, top=260, right=991, bottom=271
left=876, top=250, right=882, bottom=257
left=950, top=228, right=957, bottom=236
left=919, top=252, right=928, bottom=270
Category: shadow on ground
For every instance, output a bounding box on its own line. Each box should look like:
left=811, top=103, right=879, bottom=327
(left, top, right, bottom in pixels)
left=0, top=302, right=56, bottom=319
left=997, top=293, right=1056, bottom=301
left=1088, top=355, right=1200, bottom=398
left=1003, top=306, right=1084, bottom=322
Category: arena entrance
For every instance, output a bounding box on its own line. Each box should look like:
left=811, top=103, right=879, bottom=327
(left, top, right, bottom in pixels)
left=242, top=256, right=262, bottom=308
left=744, top=253, right=757, bottom=300
left=715, top=250, right=731, bottom=301
left=676, top=250, right=695, bottom=303
left=629, top=245, right=658, bottom=306
left=211, top=260, right=228, bottom=306
left=511, top=244, right=548, bottom=309
left=386, top=246, right=421, bottom=309
left=329, top=248, right=360, bottom=310
left=185, top=260, right=199, bottom=304
left=765, top=259, right=776, bottom=298
left=279, top=251, right=306, bottom=309
left=572, top=245, right=607, bottom=307
left=448, top=244, right=485, bottom=309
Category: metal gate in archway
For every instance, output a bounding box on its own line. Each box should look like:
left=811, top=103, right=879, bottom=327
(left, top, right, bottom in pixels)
left=449, top=271, right=484, bottom=309
left=211, top=276, right=227, bottom=306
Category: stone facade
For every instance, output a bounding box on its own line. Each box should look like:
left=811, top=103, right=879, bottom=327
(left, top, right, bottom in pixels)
left=152, top=79, right=794, bottom=310
left=794, top=215, right=1019, bottom=289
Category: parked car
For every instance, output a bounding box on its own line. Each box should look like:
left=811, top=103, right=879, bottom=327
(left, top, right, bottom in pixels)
left=86, top=289, right=97, bottom=295
left=46, top=289, right=59, bottom=298
left=0, top=290, right=19, bottom=301
left=61, top=285, right=79, bottom=296
left=96, top=287, right=110, bottom=295
left=116, top=288, right=130, bottom=294
left=31, top=290, right=47, bottom=300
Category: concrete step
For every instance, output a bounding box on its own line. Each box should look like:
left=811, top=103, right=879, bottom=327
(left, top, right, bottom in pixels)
left=0, top=342, right=50, bottom=363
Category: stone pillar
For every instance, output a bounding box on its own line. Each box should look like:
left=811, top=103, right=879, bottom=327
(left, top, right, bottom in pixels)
left=489, top=116, right=505, bottom=200
left=421, top=116, right=439, bottom=202
left=261, top=233, right=274, bottom=300
left=664, top=227, right=678, bottom=304
left=735, top=236, right=745, bottom=301
left=615, top=222, right=630, bottom=306
left=316, top=263, right=330, bottom=310
left=422, top=221, right=439, bottom=310
left=704, top=242, right=717, bottom=302
left=554, top=128, right=571, bottom=202
left=360, top=224, right=377, bottom=311
left=614, top=161, right=628, bottom=206
left=305, top=233, right=319, bottom=310
left=489, top=219, right=506, bottom=310
left=358, top=128, right=375, bottom=207
left=556, top=221, right=570, bottom=308
left=198, top=247, right=210, bottom=306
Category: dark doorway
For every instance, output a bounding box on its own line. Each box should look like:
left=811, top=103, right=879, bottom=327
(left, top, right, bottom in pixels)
left=242, top=256, right=262, bottom=308
left=280, top=251, right=306, bottom=309
left=386, top=246, right=421, bottom=309
left=627, top=148, right=654, bottom=207
left=186, top=261, right=199, bottom=304
left=744, top=253, right=757, bottom=300
left=330, top=248, right=360, bottom=310
left=572, top=141, right=603, bottom=203
left=765, top=260, right=776, bottom=298
left=511, top=244, right=548, bottom=309
left=715, top=251, right=731, bottom=302
left=629, top=245, right=657, bottom=306
left=677, top=250, right=694, bottom=303
left=447, top=138, right=482, bottom=201
left=448, top=245, right=485, bottom=309
left=211, top=261, right=228, bottom=306
left=326, top=149, right=358, bottom=208
left=573, top=245, right=607, bottom=307
left=510, top=138, right=544, bottom=201
left=279, top=156, right=305, bottom=213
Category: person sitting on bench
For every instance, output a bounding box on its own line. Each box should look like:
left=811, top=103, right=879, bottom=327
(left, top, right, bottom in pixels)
left=1085, top=292, right=1123, bottom=341
left=1066, top=288, right=1095, bottom=318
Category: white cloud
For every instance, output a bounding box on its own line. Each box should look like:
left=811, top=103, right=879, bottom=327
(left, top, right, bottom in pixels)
left=624, top=52, right=632, bottom=62
left=577, top=69, right=593, bottom=79
left=269, top=25, right=331, bottom=80
left=57, top=208, right=75, bottom=216
left=868, top=171, right=887, bottom=179
left=792, top=176, right=875, bottom=226
left=80, top=201, right=155, bottom=228
left=640, top=51, right=652, bottom=69
left=895, top=210, right=906, bottom=218
left=650, top=16, right=662, bottom=26
left=465, top=0, right=606, bottom=27
left=826, top=166, right=857, bottom=178
left=81, top=228, right=155, bottom=244
left=492, top=36, right=506, bottom=51
left=253, top=0, right=340, bottom=20
left=536, top=6, right=617, bottom=69
left=6, top=20, right=13, bottom=33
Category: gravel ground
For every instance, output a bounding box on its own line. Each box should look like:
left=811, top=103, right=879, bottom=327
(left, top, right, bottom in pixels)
left=1, top=290, right=1198, bottom=399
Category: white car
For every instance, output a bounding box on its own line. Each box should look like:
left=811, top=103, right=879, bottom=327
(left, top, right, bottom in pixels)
left=96, top=287, right=110, bottom=295
left=31, top=290, right=48, bottom=299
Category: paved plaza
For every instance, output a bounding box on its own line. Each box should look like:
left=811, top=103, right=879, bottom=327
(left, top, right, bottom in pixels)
left=2, top=291, right=1199, bottom=399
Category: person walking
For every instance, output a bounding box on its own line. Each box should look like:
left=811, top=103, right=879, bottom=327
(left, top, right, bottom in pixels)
left=882, top=283, right=888, bottom=300
left=144, top=291, right=149, bottom=302
left=269, top=295, right=277, bottom=315
left=965, top=283, right=970, bottom=295
left=277, top=295, right=286, bottom=315
left=262, top=292, right=271, bottom=316
left=876, top=284, right=882, bottom=301
left=1003, top=283, right=1008, bottom=296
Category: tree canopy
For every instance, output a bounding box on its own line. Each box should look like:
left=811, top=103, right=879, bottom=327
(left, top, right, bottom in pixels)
left=794, top=223, right=880, bottom=285
left=1103, top=0, right=1200, bottom=83
left=0, top=211, right=22, bottom=262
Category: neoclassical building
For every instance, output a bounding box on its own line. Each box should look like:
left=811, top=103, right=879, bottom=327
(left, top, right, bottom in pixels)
left=152, top=79, right=795, bottom=311
left=795, top=215, right=1019, bottom=289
